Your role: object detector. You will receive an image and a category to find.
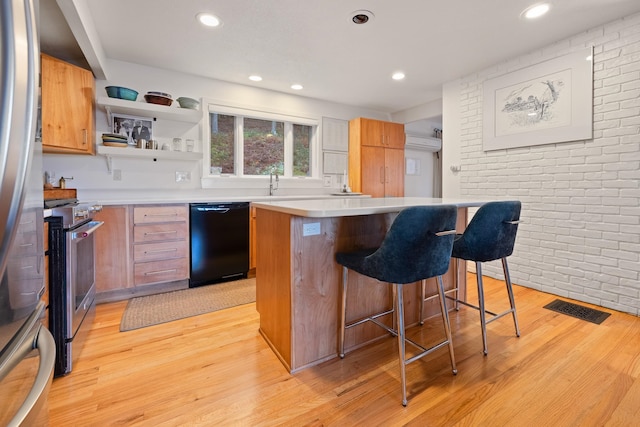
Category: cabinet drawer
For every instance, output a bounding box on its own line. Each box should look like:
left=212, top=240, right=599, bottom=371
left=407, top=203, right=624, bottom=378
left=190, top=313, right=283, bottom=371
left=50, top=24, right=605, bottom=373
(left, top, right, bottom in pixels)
left=7, top=255, right=43, bottom=281
left=134, top=223, right=188, bottom=243
left=134, top=205, right=188, bottom=224
left=134, top=240, right=188, bottom=262
left=11, top=231, right=39, bottom=257
left=9, top=277, right=44, bottom=310
left=134, top=258, right=188, bottom=285
left=17, top=210, right=37, bottom=232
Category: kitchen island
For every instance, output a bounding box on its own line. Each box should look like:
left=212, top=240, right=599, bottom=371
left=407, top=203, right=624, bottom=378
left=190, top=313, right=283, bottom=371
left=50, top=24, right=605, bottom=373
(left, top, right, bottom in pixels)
left=252, top=197, right=493, bottom=373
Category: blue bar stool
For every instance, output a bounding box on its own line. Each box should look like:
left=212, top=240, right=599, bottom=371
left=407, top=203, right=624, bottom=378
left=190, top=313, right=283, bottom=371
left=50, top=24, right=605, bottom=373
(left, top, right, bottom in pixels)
left=336, top=205, right=458, bottom=406
left=425, top=200, right=522, bottom=356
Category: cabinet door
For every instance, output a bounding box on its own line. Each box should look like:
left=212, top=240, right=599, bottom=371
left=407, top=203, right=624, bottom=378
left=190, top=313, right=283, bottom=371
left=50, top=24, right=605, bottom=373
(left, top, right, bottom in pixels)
left=361, top=146, right=385, bottom=197
left=384, top=148, right=405, bottom=197
left=384, top=122, right=405, bottom=149
left=359, top=118, right=385, bottom=147
left=94, top=206, right=132, bottom=293
left=41, top=54, right=95, bottom=155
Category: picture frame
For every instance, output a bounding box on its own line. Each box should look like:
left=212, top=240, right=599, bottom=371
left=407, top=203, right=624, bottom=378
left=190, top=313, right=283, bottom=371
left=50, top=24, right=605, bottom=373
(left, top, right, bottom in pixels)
left=112, top=113, right=153, bottom=145
left=483, top=47, right=593, bottom=151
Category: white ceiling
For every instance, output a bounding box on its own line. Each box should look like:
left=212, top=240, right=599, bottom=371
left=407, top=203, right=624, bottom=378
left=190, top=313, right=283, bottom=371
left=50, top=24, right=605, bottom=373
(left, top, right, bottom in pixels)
left=42, top=0, right=640, bottom=114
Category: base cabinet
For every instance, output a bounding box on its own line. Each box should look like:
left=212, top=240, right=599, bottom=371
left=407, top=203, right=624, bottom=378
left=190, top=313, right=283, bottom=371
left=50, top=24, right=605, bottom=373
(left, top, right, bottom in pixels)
left=94, top=204, right=189, bottom=302
left=132, top=205, right=189, bottom=286
left=94, top=206, right=132, bottom=294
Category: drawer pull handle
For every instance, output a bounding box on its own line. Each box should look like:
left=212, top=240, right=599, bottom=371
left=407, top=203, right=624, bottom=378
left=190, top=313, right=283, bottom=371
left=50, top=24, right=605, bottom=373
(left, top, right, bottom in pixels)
left=145, top=248, right=178, bottom=254
left=19, top=243, right=34, bottom=248
left=145, top=269, right=177, bottom=276
left=144, top=230, right=177, bottom=236
left=144, top=213, right=178, bottom=217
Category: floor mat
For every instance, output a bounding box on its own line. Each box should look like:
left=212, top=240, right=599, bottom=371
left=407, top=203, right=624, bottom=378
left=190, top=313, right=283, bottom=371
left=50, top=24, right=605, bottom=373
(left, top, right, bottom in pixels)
left=120, top=278, right=255, bottom=331
left=543, top=299, right=611, bottom=324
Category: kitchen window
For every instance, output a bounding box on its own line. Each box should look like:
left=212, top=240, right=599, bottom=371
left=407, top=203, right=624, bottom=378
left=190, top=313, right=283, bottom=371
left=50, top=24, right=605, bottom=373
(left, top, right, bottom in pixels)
left=206, top=104, right=317, bottom=178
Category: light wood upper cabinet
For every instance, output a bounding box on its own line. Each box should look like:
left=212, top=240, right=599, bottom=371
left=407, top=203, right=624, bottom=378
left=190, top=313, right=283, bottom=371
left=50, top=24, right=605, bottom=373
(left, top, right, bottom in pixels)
left=349, top=118, right=405, bottom=197
left=41, top=54, right=95, bottom=155
left=352, top=117, right=404, bottom=149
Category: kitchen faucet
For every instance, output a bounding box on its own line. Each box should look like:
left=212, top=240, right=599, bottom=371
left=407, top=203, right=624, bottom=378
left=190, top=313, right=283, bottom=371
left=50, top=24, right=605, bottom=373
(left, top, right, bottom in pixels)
left=269, top=171, right=279, bottom=196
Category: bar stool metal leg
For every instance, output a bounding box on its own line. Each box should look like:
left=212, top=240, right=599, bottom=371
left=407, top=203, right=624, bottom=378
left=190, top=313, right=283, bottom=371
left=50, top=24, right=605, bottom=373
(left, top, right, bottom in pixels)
left=394, top=284, right=408, bottom=406
left=339, top=266, right=348, bottom=358
left=502, top=258, right=521, bottom=337
left=437, top=275, right=457, bottom=374
left=419, top=280, right=426, bottom=326
left=475, top=262, right=489, bottom=355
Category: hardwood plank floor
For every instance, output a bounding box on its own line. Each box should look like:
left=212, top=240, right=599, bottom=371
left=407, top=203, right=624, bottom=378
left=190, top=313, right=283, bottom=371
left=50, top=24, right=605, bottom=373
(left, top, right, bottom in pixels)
left=48, top=274, right=640, bottom=426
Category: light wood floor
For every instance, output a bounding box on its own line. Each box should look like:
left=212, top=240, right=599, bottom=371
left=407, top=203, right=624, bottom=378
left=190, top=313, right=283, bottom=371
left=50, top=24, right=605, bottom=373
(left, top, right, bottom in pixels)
left=48, top=274, right=640, bottom=426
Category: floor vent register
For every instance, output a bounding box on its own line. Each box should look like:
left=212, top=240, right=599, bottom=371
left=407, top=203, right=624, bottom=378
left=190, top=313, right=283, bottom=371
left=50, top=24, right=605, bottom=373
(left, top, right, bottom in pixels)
left=543, top=299, right=611, bottom=325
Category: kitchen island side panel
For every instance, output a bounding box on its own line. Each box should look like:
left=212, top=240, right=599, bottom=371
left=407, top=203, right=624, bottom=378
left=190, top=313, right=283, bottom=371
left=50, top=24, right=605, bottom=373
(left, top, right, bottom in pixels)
left=255, top=208, right=293, bottom=370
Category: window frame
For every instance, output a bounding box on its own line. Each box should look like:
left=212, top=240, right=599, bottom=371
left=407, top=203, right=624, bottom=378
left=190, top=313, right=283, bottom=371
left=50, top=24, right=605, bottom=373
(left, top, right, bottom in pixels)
left=203, top=102, right=319, bottom=182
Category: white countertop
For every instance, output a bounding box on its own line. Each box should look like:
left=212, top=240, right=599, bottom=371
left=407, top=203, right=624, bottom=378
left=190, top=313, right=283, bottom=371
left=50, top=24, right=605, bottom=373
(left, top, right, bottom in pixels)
left=88, top=192, right=370, bottom=205
left=252, top=197, right=500, bottom=218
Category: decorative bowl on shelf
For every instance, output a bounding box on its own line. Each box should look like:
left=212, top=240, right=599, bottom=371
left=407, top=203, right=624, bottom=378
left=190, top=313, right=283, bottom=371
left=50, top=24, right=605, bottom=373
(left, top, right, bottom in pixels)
left=176, top=97, right=199, bottom=110
left=144, top=94, right=173, bottom=106
left=105, top=86, right=138, bottom=101
left=147, top=91, right=172, bottom=98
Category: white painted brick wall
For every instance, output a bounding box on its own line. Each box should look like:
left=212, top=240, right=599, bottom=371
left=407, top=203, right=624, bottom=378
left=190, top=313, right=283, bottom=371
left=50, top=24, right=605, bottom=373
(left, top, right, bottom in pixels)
left=455, top=13, right=640, bottom=315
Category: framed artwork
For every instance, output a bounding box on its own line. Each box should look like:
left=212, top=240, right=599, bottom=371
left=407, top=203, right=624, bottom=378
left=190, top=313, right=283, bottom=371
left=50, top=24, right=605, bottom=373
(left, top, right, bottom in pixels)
left=112, top=113, right=153, bottom=145
left=483, top=47, right=593, bottom=151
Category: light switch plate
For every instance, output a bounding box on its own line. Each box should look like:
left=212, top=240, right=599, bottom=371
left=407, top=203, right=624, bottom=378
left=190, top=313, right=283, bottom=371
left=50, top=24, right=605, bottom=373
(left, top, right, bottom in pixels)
left=303, top=222, right=321, bottom=236
left=323, top=175, right=332, bottom=187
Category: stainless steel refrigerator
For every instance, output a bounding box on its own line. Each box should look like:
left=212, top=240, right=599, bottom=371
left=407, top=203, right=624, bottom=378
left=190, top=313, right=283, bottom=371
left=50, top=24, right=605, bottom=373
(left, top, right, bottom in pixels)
left=0, top=0, right=55, bottom=425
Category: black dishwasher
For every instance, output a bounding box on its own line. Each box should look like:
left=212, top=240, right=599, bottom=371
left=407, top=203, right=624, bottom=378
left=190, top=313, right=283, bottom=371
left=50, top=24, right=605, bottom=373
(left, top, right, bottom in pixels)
left=189, top=202, right=250, bottom=287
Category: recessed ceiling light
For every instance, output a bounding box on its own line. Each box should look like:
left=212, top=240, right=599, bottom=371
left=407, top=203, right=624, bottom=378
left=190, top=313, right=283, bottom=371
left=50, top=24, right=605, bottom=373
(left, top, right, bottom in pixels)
left=349, top=10, right=375, bottom=25
left=249, top=75, right=262, bottom=82
left=197, top=12, right=222, bottom=27
left=522, top=3, right=550, bottom=19
left=291, top=84, right=303, bottom=90
left=392, top=72, right=405, bottom=80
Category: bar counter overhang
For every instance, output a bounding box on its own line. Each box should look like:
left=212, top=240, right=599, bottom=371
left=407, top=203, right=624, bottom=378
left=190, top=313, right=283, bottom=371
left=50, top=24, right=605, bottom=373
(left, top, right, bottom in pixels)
left=252, top=197, right=498, bottom=373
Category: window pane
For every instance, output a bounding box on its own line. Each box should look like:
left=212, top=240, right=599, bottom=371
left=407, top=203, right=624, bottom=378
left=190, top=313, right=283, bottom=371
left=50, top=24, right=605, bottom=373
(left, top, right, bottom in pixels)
left=244, top=118, right=284, bottom=175
left=210, top=113, right=235, bottom=174
left=293, top=124, right=312, bottom=177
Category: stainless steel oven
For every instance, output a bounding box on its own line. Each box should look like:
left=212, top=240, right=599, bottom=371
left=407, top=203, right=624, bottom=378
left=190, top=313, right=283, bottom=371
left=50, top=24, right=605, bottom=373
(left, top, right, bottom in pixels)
left=48, top=202, right=102, bottom=376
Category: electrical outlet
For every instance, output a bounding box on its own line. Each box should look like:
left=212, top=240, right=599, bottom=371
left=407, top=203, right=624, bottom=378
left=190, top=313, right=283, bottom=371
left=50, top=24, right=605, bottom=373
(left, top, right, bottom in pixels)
left=113, top=169, right=122, bottom=181
left=323, top=175, right=332, bottom=187
left=175, top=171, right=191, bottom=183
left=302, top=222, right=321, bottom=236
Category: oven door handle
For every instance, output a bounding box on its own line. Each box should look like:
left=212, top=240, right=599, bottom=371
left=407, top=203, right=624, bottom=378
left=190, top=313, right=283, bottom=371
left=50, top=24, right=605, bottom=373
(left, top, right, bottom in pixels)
left=70, top=221, right=104, bottom=241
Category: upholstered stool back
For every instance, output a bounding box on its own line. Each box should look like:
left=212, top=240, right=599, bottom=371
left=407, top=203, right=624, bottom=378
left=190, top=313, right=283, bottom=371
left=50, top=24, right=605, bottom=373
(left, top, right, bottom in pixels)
left=451, top=201, right=521, bottom=262
left=336, top=205, right=458, bottom=284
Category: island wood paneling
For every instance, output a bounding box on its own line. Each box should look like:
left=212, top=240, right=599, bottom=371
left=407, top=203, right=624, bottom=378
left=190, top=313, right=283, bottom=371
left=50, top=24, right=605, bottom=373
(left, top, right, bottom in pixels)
left=256, top=207, right=468, bottom=373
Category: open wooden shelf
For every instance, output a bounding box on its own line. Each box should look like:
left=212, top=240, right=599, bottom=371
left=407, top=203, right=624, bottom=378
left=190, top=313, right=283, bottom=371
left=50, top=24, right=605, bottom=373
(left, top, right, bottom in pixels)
left=97, top=96, right=201, bottom=124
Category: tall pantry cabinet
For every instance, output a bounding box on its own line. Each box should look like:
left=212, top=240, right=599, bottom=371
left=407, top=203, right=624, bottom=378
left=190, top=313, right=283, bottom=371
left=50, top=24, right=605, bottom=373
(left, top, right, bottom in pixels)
left=348, top=117, right=405, bottom=197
